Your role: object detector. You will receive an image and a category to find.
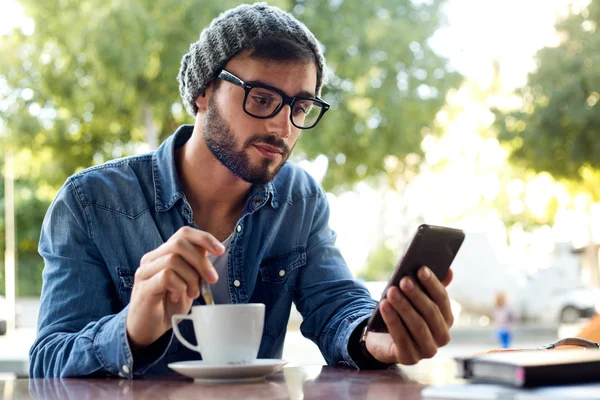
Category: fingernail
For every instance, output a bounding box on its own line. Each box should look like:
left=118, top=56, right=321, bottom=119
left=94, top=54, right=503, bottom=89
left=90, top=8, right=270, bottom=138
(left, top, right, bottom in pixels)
left=209, top=269, right=219, bottom=282
left=421, top=266, right=432, bottom=280
left=401, top=277, right=414, bottom=291
left=381, top=300, right=391, bottom=313
left=387, top=287, right=396, bottom=298
left=214, top=242, right=225, bottom=252
left=391, top=288, right=403, bottom=301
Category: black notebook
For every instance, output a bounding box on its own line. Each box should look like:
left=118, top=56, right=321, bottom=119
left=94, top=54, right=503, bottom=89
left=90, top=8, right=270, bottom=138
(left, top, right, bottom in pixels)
left=457, top=350, right=600, bottom=388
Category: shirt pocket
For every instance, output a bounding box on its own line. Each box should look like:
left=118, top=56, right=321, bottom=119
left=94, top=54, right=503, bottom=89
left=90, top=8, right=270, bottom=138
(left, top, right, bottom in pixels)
left=259, top=245, right=307, bottom=289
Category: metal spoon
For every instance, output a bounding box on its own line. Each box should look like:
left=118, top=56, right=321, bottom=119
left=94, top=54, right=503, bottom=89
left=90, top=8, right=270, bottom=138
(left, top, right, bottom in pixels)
left=201, top=279, right=214, bottom=305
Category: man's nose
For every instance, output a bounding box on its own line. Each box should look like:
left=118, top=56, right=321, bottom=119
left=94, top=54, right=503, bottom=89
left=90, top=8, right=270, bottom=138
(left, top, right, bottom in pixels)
left=266, top=105, right=293, bottom=139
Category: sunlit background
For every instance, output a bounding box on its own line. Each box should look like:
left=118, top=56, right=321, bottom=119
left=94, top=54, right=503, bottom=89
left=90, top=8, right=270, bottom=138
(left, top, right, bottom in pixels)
left=1, top=0, right=600, bottom=378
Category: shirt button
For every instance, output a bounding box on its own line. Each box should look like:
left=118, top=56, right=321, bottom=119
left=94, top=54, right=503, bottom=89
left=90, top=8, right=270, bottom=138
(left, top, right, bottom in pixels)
left=122, top=365, right=130, bottom=374
left=183, top=208, right=190, bottom=215
left=236, top=225, right=242, bottom=233
left=279, top=269, right=286, bottom=277
left=233, top=279, right=241, bottom=287
left=253, top=198, right=261, bottom=206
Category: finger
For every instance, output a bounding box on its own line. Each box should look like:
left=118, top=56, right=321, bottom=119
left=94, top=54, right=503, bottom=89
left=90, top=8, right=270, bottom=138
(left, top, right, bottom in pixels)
left=141, top=226, right=224, bottom=264
left=399, top=276, right=451, bottom=347
left=148, top=268, right=188, bottom=302
left=379, top=299, right=420, bottom=365
left=172, top=238, right=219, bottom=283
left=387, top=286, right=438, bottom=359
left=138, top=237, right=220, bottom=284
left=164, top=231, right=222, bottom=282
left=442, top=268, right=453, bottom=287
left=141, top=254, right=202, bottom=298
left=173, top=226, right=225, bottom=256
left=417, top=266, right=454, bottom=328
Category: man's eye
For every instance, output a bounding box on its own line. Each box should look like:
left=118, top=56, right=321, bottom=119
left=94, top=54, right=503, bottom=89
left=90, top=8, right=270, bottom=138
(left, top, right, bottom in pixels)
left=252, top=96, right=272, bottom=107
left=294, top=102, right=312, bottom=115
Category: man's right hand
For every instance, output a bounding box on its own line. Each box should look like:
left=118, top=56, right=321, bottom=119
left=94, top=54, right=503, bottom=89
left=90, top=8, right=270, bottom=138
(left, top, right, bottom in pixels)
left=126, top=226, right=225, bottom=351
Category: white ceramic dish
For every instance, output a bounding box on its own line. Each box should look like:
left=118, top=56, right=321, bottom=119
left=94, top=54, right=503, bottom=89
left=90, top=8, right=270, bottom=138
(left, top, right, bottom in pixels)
left=168, top=359, right=288, bottom=383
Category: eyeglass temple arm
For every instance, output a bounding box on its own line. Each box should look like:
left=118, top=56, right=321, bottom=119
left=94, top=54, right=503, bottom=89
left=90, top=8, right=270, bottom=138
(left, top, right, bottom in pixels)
left=218, top=70, right=244, bottom=87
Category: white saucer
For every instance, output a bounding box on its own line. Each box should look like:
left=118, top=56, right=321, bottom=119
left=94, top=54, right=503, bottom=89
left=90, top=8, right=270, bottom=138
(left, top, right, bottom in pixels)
left=168, top=359, right=288, bottom=382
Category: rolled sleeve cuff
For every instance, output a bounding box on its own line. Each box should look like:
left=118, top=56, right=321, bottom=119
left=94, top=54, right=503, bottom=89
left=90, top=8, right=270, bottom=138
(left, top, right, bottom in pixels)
left=92, top=305, right=174, bottom=378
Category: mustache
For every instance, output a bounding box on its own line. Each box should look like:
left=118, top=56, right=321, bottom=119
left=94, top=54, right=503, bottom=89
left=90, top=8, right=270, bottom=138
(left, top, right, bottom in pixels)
left=245, top=134, right=290, bottom=155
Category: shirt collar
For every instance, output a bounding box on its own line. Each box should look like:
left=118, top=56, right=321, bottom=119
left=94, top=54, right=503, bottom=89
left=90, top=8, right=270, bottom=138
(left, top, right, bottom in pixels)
left=152, top=125, right=278, bottom=212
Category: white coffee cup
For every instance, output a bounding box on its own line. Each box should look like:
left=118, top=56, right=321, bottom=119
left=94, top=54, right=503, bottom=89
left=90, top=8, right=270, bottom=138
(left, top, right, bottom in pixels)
left=172, top=303, right=265, bottom=365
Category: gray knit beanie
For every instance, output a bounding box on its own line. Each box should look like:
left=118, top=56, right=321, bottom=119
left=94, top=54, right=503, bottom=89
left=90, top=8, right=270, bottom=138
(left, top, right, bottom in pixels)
left=177, top=2, right=326, bottom=117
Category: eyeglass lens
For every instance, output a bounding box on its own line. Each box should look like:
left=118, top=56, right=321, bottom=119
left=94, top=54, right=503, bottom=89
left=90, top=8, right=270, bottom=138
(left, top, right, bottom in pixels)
left=245, top=87, right=324, bottom=128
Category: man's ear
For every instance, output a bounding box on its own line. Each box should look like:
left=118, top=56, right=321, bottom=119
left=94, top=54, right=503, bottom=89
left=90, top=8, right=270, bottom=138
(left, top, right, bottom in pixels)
left=195, top=82, right=215, bottom=113
left=195, top=93, right=209, bottom=113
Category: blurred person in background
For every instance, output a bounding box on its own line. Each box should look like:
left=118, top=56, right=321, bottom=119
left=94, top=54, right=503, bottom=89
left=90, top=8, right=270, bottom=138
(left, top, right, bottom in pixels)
left=493, top=292, right=516, bottom=349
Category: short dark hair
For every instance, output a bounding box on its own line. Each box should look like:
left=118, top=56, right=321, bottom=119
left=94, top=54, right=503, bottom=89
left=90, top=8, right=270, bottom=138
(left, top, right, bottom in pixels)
left=212, top=35, right=320, bottom=96
left=249, top=34, right=315, bottom=65
left=248, top=34, right=321, bottom=93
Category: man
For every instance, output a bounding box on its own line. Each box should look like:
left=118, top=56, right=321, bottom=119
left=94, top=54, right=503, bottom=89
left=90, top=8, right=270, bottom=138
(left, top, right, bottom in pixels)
left=30, top=3, right=454, bottom=378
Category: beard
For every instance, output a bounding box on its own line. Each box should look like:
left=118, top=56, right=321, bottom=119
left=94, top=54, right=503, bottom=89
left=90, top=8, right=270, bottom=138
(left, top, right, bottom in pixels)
left=203, top=95, right=292, bottom=185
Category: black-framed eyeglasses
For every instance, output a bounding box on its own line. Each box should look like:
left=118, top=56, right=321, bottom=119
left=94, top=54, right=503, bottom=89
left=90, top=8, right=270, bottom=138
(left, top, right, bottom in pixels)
left=217, top=69, right=330, bottom=130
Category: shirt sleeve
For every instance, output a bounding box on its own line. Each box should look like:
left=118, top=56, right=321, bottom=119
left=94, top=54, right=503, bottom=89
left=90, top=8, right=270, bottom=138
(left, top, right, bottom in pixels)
left=292, top=188, right=394, bottom=369
left=29, top=179, right=171, bottom=378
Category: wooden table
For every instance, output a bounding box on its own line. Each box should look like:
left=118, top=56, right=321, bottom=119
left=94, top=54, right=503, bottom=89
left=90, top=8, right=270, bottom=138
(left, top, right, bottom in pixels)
left=0, top=363, right=463, bottom=399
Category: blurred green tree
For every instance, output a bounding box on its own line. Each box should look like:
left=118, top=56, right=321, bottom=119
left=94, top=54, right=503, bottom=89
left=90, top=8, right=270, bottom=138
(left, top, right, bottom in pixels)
left=0, top=0, right=461, bottom=295
left=359, top=242, right=398, bottom=282
left=0, top=0, right=461, bottom=189
left=494, top=0, right=600, bottom=186
left=494, top=0, right=600, bottom=284
left=289, top=0, right=463, bottom=190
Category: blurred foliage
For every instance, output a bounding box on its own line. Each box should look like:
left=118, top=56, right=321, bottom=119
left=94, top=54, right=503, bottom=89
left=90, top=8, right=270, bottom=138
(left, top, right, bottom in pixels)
left=0, top=0, right=461, bottom=296
left=492, top=0, right=600, bottom=285
left=358, top=241, right=398, bottom=282
left=0, top=0, right=462, bottom=189
left=494, top=0, right=600, bottom=196
left=0, top=154, right=48, bottom=296
left=291, top=0, right=463, bottom=191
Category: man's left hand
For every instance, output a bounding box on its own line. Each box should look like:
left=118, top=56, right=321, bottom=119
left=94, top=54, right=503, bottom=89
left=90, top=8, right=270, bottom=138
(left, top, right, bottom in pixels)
left=365, top=267, right=454, bottom=365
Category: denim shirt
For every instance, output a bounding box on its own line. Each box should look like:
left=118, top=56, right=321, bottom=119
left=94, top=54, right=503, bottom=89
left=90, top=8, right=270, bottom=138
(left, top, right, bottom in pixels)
left=30, top=125, right=381, bottom=378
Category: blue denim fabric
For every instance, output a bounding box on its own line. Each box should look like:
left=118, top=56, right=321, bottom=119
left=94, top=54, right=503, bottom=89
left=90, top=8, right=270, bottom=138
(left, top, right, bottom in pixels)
left=30, top=125, right=380, bottom=378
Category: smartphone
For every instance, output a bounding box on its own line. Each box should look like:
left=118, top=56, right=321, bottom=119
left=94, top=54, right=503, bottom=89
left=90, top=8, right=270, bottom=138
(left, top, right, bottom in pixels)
left=364, top=224, right=465, bottom=333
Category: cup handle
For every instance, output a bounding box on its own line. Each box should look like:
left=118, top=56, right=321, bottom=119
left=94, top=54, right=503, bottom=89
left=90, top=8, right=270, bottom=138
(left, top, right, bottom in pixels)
left=172, top=314, right=201, bottom=353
